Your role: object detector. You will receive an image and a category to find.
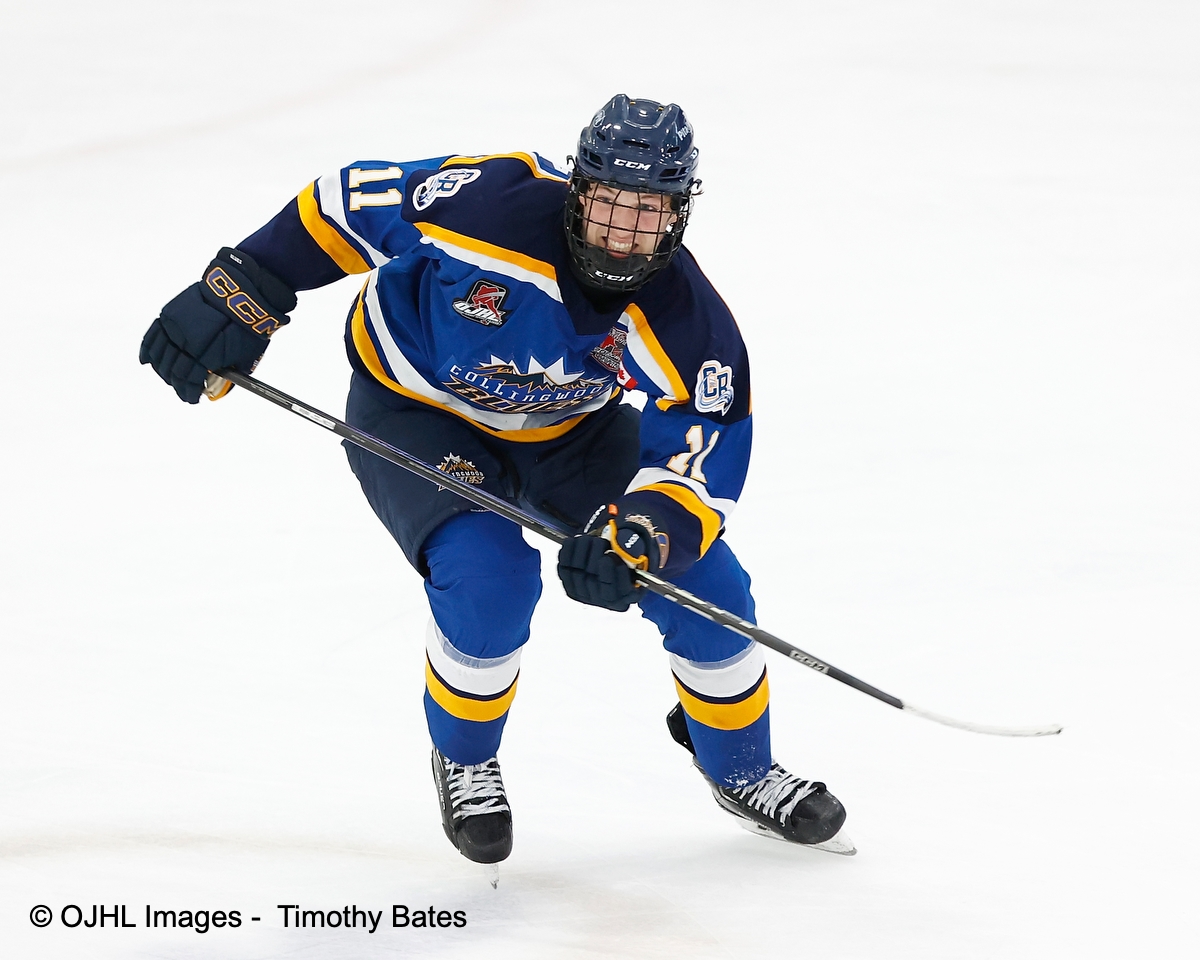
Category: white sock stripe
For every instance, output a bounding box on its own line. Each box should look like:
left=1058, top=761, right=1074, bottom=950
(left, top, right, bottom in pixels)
left=669, top=644, right=766, bottom=699
left=425, top=619, right=522, bottom=697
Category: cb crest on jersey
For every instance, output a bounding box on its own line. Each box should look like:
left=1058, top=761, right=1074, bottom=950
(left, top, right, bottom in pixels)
left=413, top=168, right=481, bottom=211
left=694, top=359, right=734, bottom=415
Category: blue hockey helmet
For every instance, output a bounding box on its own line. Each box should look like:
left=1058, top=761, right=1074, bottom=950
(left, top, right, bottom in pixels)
left=565, top=95, right=701, bottom=293
left=575, top=94, right=699, bottom=193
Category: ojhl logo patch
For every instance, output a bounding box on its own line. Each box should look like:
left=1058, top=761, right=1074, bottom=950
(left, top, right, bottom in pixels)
left=452, top=280, right=511, bottom=327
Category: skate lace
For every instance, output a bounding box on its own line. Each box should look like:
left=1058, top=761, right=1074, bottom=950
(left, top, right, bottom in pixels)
left=446, top=758, right=510, bottom=817
left=730, top=764, right=818, bottom=824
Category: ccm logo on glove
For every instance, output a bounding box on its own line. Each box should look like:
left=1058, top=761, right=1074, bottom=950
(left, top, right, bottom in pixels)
left=205, top=266, right=285, bottom=336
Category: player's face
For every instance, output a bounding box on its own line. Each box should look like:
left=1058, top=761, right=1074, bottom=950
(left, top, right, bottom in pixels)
left=578, top=184, right=677, bottom=259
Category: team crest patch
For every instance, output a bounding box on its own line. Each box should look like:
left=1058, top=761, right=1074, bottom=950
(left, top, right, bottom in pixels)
left=695, top=359, right=734, bottom=415
left=435, top=453, right=485, bottom=491
left=452, top=280, right=511, bottom=327
left=412, top=168, right=481, bottom=210
left=590, top=327, right=627, bottom=372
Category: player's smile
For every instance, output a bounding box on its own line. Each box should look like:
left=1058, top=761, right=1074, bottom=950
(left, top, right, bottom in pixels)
left=579, top=184, right=676, bottom=259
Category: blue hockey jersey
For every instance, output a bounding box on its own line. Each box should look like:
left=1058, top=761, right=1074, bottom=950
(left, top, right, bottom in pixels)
left=239, top=152, right=752, bottom=575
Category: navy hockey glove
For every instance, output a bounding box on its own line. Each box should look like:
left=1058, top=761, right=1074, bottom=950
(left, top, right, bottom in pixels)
left=139, top=247, right=296, bottom=403
left=557, top=508, right=665, bottom=612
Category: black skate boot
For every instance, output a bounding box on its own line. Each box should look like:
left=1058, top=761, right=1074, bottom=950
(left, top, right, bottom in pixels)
left=431, top=747, right=513, bottom=865
left=666, top=703, right=855, bottom=855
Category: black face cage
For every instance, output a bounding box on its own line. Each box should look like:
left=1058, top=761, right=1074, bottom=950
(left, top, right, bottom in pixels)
left=563, top=171, right=695, bottom=294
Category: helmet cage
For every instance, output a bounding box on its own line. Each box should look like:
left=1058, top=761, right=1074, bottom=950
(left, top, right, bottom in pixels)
left=564, top=170, right=696, bottom=294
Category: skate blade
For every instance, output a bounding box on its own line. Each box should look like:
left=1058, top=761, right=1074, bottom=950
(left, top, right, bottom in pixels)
left=736, top=819, right=857, bottom=856
left=483, top=862, right=500, bottom=889
left=809, top=827, right=856, bottom=856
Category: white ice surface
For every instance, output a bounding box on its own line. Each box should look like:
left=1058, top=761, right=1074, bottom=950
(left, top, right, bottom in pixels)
left=1, top=1, right=1197, bottom=957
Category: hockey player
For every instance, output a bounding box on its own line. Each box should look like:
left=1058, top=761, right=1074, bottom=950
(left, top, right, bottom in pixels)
left=139, top=95, right=852, bottom=866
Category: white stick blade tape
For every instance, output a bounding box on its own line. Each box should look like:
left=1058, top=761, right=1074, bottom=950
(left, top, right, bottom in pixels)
left=903, top=702, right=1064, bottom=738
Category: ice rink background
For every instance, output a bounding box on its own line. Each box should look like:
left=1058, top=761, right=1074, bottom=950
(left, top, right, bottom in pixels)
left=1, top=0, right=1197, bottom=956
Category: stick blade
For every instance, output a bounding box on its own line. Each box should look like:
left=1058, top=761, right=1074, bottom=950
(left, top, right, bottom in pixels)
left=903, top=702, right=1063, bottom=737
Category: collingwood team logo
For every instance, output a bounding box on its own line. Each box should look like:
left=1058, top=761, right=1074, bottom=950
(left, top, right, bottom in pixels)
left=435, top=453, right=485, bottom=491
left=441, top=356, right=612, bottom=415
left=452, top=280, right=511, bottom=327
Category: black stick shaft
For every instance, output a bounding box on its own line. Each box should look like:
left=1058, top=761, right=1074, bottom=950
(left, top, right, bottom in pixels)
left=213, top=370, right=1062, bottom=737
left=217, top=370, right=899, bottom=704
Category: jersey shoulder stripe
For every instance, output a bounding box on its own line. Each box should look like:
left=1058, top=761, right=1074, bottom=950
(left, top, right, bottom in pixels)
left=413, top=221, right=562, bottom=301
left=622, top=303, right=689, bottom=409
left=315, top=171, right=392, bottom=267
left=627, top=249, right=751, bottom=424
left=439, top=151, right=569, bottom=182
left=402, top=155, right=571, bottom=282
left=297, top=181, right=373, bottom=274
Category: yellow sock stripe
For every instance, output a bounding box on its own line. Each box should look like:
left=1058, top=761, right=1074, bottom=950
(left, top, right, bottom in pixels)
left=297, top=182, right=372, bottom=275
left=637, top=481, right=722, bottom=555
left=674, top=670, right=769, bottom=731
left=349, top=290, right=600, bottom=442
left=625, top=304, right=689, bottom=409
left=440, top=152, right=568, bottom=182
left=425, top=659, right=519, bottom=723
left=414, top=221, right=559, bottom=283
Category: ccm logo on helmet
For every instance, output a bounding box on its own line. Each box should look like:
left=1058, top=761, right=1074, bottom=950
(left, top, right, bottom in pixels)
left=613, top=159, right=652, bottom=170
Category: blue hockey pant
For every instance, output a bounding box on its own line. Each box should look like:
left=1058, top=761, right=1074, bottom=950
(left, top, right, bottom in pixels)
left=344, top=376, right=770, bottom=787
left=421, top=511, right=770, bottom=787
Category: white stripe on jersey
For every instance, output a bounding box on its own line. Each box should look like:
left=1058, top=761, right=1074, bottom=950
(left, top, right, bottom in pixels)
left=427, top=619, right=521, bottom=697
left=531, top=152, right=570, bottom=180
left=316, top=172, right=389, bottom=268
left=624, top=467, right=738, bottom=521
left=362, top=275, right=614, bottom=432
left=418, top=233, right=563, bottom=303
left=621, top=309, right=679, bottom=400
left=669, top=644, right=765, bottom=699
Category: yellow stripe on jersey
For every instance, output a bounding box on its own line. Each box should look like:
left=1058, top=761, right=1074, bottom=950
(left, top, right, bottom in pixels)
left=638, top=481, right=722, bottom=556
left=414, top=222, right=559, bottom=284
left=440, top=152, right=569, bottom=182
left=426, top=659, right=519, bottom=723
left=674, top=671, right=769, bottom=731
left=349, top=290, right=600, bottom=443
left=625, top=304, right=689, bottom=410
left=297, top=182, right=372, bottom=274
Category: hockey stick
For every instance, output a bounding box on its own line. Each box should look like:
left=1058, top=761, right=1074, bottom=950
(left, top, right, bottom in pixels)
left=207, top=370, right=1063, bottom=739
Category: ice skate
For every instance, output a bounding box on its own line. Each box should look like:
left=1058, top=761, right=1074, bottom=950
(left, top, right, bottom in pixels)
left=667, top=703, right=856, bottom=855
left=431, top=747, right=513, bottom=874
